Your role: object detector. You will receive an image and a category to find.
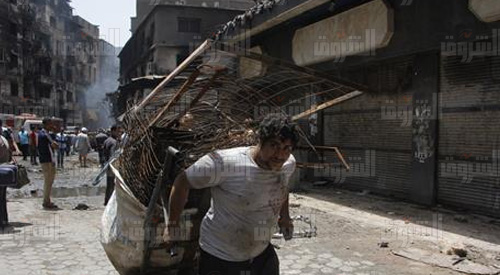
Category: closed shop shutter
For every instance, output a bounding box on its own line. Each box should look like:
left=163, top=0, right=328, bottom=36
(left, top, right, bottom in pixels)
left=438, top=55, right=500, bottom=217
left=319, top=56, right=415, bottom=198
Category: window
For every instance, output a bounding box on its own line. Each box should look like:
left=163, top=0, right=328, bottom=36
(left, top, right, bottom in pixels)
left=10, top=81, right=18, bottom=97
left=66, top=91, right=73, bottom=103
left=50, top=16, right=56, bottom=28
left=9, top=53, right=18, bottom=69
left=9, top=22, right=17, bottom=36
left=0, top=48, right=5, bottom=63
left=66, top=69, right=73, bottom=82
left=56, top=64, right=64, bottom=80
left=40, top=87, right=51, bottom=99
left=56, top=40, right=61, bottom=56
left=178, top=17, right=201, bottom=33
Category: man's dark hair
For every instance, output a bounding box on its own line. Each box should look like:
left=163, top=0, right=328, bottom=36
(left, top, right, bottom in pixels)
left=258, top=113, right=300, bottom=147
left=110, top=125, right=118, bottom=132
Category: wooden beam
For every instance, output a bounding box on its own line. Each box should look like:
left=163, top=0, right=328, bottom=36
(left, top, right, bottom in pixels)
left=292, top=90, right=362, bottom=121
left=296, top=145, right=350, bottom=171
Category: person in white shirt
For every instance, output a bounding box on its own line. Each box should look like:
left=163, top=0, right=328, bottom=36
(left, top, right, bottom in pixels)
left=75, top=127, right=92, bottom=168
left=165, top=114, right=298, bottom=275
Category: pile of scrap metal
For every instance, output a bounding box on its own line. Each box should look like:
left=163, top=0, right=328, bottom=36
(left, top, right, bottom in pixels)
left=100, top=40, right=366, bottom=275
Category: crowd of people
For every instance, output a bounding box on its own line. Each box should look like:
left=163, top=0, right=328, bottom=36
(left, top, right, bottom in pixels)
left=1, top=118, right=123, bottom=209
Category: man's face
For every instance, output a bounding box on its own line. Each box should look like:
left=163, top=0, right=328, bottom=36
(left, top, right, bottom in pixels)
left=111, top=128, right=119, bottom=138
left=258, top=137, right=294, bottom=171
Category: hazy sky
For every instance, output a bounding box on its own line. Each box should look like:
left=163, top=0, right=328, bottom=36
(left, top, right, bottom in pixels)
left=71, top=0, right=135, bottom=47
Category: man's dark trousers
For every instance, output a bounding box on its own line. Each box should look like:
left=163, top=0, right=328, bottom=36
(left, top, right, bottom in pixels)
left=198, top=244, right=279, bottom=275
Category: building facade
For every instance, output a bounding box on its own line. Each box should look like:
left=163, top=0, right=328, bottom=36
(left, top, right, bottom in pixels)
left=220, top=0, right=500, bottom=218
left=131, top=0, right=254, bottom=33
left=117, top=1, right=253, bottom=114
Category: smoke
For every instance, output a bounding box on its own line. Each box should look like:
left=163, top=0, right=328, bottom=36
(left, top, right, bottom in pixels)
left=84, top=43, right=120, bottom=130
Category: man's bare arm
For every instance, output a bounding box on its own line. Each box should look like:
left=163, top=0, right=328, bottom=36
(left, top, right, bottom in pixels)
left=167, top=171, right=190, bottom=229
left=280, top=191, right=290, bottom=219
left=279, top=191, right=293, bottom=240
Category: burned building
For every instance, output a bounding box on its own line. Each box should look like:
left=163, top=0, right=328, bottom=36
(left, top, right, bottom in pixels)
left=0, top=0, right=112, bottom=127
left=218, top=0, right=500, bottom=218
left=0, top=0, right=35, bottom=114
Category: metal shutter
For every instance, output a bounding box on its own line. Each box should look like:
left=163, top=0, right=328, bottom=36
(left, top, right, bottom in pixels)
left=438, top=55, right=500, bottom=217
left=319, top=56, right=415, bottom=198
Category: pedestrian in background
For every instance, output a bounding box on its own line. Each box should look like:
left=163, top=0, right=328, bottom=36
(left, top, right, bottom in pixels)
left=69, top=130, right=77, bottom=155
left=38, top=118, right=58, bottom=210
left=65, top=131, right=72, bottom=157
left=95, top=128, right=108, bottom=168
left=29, top=126, right=38, bottom=165
left=0, top=120, right=21, bottom=156
left=55, top=127, right=67, bottom=169
left=0, top=132, right=12, bottom=227
left=18, top=127, right=29, bottom=161
left=103, top=125, right=119, bottom=205
left=75, top=127, right=91, bottom=168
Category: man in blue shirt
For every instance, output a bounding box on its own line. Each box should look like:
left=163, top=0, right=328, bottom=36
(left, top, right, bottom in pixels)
left=38, top=118, right=59, bottom=209
left=18, top=127, right=29, bottom=161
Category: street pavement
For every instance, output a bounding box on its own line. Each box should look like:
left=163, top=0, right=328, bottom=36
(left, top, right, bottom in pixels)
left=1, top=153, right=499, bottom=275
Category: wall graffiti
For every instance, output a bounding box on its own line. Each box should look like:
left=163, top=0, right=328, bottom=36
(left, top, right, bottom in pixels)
left=413, top=100, right=435, bottom=163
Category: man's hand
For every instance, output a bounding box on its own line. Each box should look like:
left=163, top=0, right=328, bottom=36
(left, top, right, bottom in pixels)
left=278, top=216, right=294, bottom=241
left=163, top=224, right=181, bottom=257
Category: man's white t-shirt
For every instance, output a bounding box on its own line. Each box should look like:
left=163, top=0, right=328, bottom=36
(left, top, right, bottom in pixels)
left=185, top=146, right=296, bottom=262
